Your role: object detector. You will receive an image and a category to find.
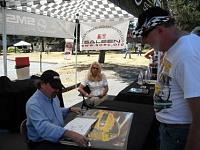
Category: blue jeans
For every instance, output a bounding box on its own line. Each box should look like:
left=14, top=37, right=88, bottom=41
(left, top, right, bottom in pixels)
left=159, top=123, right=189, bottom=150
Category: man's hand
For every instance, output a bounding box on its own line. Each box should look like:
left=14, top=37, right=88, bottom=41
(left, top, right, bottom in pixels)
left=69, top=107, right=81, bottom=115
left=64, top=130, right=88, bottom=147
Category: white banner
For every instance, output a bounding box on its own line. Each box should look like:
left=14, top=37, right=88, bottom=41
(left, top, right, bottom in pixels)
left=80, top=21, right=129, bottom=51
left=0, top=9, right=75, bottom=38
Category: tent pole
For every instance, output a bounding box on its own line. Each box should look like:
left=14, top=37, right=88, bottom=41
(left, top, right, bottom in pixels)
left=2, top=0, right=7, bottom=76
left=154, top=0, right=161, bottom=81
left=75, top=14, right=79, bottom=87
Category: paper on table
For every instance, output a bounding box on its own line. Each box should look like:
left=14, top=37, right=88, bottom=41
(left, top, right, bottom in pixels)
left=144, top=80, right=157, bottom=85
left=64, top=117, right=97, bottom=136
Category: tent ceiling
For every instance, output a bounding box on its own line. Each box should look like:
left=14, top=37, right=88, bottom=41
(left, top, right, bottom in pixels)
left=2, top=0, right=134, bottom=23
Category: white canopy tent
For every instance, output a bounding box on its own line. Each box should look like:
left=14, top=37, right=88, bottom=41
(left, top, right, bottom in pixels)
left=14, top=41, right=31, bottom=47
left=0, top=0, right=134, bottom=77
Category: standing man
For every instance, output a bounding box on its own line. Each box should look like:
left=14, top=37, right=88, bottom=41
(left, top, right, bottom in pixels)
left=124, top=42, right=132, bottom=59
left=134, top=7, right=200, bottom=150
left=26, top=70, right=88, bottom=150
left=136, top=43, right=142, bottom=56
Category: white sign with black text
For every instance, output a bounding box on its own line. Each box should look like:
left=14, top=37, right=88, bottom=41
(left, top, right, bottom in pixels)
left=80, top=21, right=129, bottom=51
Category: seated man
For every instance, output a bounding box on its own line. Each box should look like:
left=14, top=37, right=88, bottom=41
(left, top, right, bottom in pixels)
left=26, top=70, right=88, bottom=150
left=78, top=61, right=108, bottom=106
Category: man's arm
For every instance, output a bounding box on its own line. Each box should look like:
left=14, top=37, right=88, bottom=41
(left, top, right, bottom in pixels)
left=63, top=130, right=88, bottom=147
left=185, top=97, right=200, bottom=150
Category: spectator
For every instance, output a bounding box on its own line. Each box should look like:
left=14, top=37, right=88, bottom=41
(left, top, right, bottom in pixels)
left=134, top=7, right=200, bottom=150
left=136, top=43, right=142, bottom=56
left=124, top=42, right=132, bottom=59
left=26, top=70, right=88, bottom=149
left=78, top=61, right=108, bottom=106
left=144, top=48, right=158, bottom=80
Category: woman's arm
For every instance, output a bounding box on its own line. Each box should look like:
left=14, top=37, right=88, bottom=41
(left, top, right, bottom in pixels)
left=100, top=85, right=108, bottom=98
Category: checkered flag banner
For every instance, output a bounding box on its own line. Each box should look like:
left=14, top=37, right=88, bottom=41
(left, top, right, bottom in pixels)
left=4, top=0, right=134, bottom=22
left=133, top=16, right=171, bottom=37
left=132, top=29, right=142, bottom=38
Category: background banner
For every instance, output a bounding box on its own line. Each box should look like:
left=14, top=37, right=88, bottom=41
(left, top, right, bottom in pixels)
left=80, top=21, right=129, bottom=51
left=0, top=9, right=75, bottom=38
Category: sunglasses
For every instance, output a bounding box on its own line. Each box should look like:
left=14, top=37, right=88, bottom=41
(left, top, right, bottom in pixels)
left=92, top=67, right=99, bottom=70
left=141, top=26, right=156, bottom=38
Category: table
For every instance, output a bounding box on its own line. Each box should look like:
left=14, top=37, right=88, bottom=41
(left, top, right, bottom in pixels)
left=60, top=101, right=157, bottom=150
left=114, top=81, right=155, bottom=105
left=98, top=101, right=158, bottom=150
left=63, top=108, right=133, bottom=150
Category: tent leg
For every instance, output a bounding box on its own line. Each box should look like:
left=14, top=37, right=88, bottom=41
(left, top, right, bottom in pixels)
left=2, top=4, right=7, bottom=76
left=75, top=15, right=79, bottom=87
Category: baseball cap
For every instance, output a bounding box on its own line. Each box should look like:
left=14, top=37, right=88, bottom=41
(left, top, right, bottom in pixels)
left=133, top=7, right=174, bottom=37
left=40, top=70, right=65, bottom=90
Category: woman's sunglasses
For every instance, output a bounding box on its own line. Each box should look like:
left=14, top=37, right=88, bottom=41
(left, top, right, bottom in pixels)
left=92, top=67, right=99, bottom=70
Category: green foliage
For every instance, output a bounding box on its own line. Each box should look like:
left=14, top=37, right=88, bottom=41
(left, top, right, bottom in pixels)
left=7, top=46, right=20, bottom=53
left=168, top=0, right=200, bottom=31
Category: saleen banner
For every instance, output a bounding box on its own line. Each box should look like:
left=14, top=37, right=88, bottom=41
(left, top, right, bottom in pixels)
left=80, top=21, right=129, bottom=51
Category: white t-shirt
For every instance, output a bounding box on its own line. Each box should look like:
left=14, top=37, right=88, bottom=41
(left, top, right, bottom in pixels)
left=154, top=34, right=200, bottom=124
left=82, top=74, right=108, bottom=97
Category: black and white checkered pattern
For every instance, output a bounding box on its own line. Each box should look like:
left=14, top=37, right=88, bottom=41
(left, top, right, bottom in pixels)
left=133, top=16, right=171, bottom=37
left=132, top=29, right=142, bottom=38
left=143, top=16, right=171, bottom=29
left=4, top=0, right=133, bottom=22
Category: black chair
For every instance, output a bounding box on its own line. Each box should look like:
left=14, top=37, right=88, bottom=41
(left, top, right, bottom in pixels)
left=80, top=85, right=94, bottom=110
left=20, top=119, right=32, bottom=150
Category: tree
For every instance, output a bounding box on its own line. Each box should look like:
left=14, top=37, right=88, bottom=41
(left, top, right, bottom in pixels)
left=168, top=0, right=200, bottom=31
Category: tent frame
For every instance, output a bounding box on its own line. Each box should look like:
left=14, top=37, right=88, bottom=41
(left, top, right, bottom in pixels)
left=1, top=1, right=7, bottom=76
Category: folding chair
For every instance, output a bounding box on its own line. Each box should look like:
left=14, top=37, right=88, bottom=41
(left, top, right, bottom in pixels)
left=20, top=119, right=32, bottom=150
left=80, top=85, right=94, bottom=110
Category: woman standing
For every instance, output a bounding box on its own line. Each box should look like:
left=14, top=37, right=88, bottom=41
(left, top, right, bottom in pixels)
left=78, top=61, right=108, bottom=106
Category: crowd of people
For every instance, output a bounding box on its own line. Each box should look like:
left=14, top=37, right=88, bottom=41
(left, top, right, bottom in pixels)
left=24, top=6, right=200, bottom=150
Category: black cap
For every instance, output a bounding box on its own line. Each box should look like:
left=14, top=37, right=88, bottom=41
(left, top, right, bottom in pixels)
left=133, top=7, right=173, bottom=37
left=41, top=70, right=64, bottom=90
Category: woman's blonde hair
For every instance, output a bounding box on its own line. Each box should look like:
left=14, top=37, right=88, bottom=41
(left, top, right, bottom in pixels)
left=87, top=61, right=103, bottom=81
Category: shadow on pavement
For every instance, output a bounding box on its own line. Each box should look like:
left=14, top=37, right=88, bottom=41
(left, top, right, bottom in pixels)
left=76, top=63, right=147, bottom=83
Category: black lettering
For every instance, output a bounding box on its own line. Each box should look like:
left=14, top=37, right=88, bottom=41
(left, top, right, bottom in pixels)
left=90, top=40, right=95, bottom=44
left=114, top=40, right=120, bottom=43
left=101, top=40, right=107, bottom=43
left=107, top=40, right=113, bottom=43
left=84, top=41, right=89, bottom=44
